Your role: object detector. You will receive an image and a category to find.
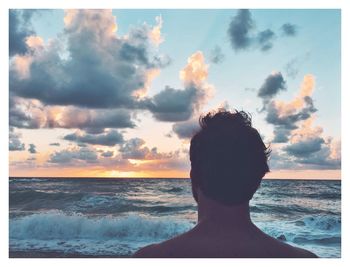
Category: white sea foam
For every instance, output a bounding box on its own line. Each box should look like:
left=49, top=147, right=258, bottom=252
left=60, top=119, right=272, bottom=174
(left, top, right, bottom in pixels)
left=257, top=214, right=341, bottom=254
left=10, top=211, right=194, bottom=241
left=10, top=211, right=340, bottom=257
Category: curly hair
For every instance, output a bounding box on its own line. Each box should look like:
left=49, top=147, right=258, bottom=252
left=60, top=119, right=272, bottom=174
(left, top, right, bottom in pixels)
left=190, top=109, right=271, bottom=205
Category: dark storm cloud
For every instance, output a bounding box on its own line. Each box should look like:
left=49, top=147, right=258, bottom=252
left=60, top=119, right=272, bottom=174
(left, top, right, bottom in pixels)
left=257, top=72, right=286, bottom=99
left=28, top=143, right=37, bottom=154
left=257, top=29, right=275, bottom=51
left=295, top=147, right=341, bottom=169
left=209, top=46, right=225, bottom=64
left=281, top=23, right=297, bottom=36
left=269, top=138, right=341, bottom=170
left=281, top=134, right=341, bottom=169
left=272, top=127, right=290, bottom=143
left=172, top=119, right=200, bottom=139
left=147, top=86, right=198, bottom=121
left=9, top=127, right=25, bottom=151
left=9, top=10, right=36, bottom=56
left=64, top=130, right=124, bottom=147
left=284, top=137, right=324, bottom=157
left=48, top=147, right=98, bottom=164
left=10, top=10, right=169, bottom=109
left=10, top=10, right=211, bottom=128
left=228, top=9, right=254, bottom=51
left=148, top=51, right=213, bottom=122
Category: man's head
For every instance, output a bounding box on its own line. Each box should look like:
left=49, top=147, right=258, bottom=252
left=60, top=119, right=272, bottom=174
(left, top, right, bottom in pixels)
left=190, top=109, right=270, bottom=205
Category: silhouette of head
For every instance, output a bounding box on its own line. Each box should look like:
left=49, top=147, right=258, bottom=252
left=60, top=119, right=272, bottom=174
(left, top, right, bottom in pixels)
left=190, top=109, right=270, bottom=205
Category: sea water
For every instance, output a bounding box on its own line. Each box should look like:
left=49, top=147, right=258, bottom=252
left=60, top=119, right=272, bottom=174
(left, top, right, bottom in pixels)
left=9, top=178, right=341, bottom=258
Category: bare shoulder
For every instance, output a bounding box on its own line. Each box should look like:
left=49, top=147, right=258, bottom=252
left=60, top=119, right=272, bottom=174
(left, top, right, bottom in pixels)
left=133, top=243, right=161, bottom=258
left=133, top=232, right=191, bottom=258
left=133, top=240, right=181, bottom=258
left=289, top=245, right=318, bottom=258
left=270, top=237, right=318, bottom=258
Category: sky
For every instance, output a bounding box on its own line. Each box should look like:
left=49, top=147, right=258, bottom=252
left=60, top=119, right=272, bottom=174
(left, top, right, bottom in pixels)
left=8, top=9, right=341, bottom=179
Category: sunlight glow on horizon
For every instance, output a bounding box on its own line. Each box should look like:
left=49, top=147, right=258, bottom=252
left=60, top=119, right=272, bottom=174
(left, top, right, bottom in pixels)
left=9, top=167, right=341, bottom=180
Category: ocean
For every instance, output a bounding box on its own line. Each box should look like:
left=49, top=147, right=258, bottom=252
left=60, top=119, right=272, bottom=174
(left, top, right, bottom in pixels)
left=9, top=178, right=341, bottom=258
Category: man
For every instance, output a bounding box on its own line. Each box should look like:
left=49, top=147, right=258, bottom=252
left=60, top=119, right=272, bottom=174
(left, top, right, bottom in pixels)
left=134, top=110, right=317, bottom=258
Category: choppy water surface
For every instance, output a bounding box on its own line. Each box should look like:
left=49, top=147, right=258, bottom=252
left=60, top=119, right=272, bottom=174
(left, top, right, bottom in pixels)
left=9, top=178, right=341, bottom=257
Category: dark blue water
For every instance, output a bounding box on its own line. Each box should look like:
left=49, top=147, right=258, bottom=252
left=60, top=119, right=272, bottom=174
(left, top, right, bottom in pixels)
left=9, top=178, right=341, bottom=257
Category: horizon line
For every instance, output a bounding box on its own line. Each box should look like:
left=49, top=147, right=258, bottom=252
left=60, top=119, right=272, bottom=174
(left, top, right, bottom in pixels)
left=9, top=176, right=341, bottom=181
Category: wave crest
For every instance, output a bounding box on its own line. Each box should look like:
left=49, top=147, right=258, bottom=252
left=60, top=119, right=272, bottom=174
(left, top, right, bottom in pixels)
left=10, top=212, right=194, bottom=241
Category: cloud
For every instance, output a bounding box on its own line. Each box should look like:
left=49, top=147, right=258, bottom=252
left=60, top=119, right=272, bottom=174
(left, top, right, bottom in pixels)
left=63, top=130, right=124, bottom=146
left=9, top=127, right=25, bottom=151
left=294, top=140, right=340, bottom=169
left=28, top=143, right=37, bottom=154
left=101, top=151, right=114, bottom=158
left=284, top=58, right=299, bottom=79
left=134, top=157, right=189, bottom=172
left=284, top=137, right=324, bottom=157
left=45, top=107, right=135, bottom=130
left=257, top=72, right=286, bottom=99
left=284, top=53, right=310, bottom=79
left=149, top=15, right=164, bottom=46
left=179, top=51, right=211, bottom=88
left=9, top=95, right=45, bottom=129
left=257, top=29, right=275, bottom=51
left=148, top=51, right=214, bottom=121
left=281, top=23, right=297, bottom=36
left=261, top=74, right=317, bottom=142
left=228, top=10, right=298, bottom=53
left=119, top=138, right=176, bottom=160
left=282, top=117, right=341, bottom=169
left=172, top=101, right=230, bottom=140
left=228, top=9, right=254, bottom=51
left=172, top=119, right=200, bottom=139
left=9, top=10, right=38, bottom=56
left=148, top=86, right=198, bottom=121
left=10, top=95, right=135, bottom=131
left=48, top=146, right=98, bottom=164
left=49, top=142, right=60, bottom=146
left=267, top=148, right=295, bottom=170
left=9, top=9, right=215, bottom=143
left=10, top=9, right=168, bottom=109
left=45, top=143, right=185, bottom=173
left=209, top=46, right=225, bottom=64
left=271, top=127, right=290, bottom=143
left=295, top=148, right=341, bottom=169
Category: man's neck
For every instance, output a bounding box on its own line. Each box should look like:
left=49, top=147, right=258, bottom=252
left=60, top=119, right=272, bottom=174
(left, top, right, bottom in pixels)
left=197, top=195, right=253, bottom=230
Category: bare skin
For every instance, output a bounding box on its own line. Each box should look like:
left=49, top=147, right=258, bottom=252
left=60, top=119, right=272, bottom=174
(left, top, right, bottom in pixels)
left=133, top=189, right=318, bottom=258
